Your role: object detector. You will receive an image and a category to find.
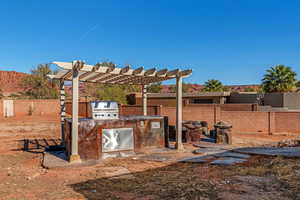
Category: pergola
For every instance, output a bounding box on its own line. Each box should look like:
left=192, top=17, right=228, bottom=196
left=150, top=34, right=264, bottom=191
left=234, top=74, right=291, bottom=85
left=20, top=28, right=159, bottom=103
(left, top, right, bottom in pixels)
left=49, top=61, right=192, bottom=162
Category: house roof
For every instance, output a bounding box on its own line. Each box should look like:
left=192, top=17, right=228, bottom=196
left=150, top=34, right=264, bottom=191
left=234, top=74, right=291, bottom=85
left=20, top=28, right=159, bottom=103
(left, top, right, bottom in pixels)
left=146, top=92, right=231, bottom=98
left=48, top=61, right=192, bottom=85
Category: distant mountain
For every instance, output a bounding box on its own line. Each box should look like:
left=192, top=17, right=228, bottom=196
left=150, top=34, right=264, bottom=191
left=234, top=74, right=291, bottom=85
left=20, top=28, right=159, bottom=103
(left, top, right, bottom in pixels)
left=0, top=71, right=28, bottom=96
left=0, top=70, right=261, bottom=98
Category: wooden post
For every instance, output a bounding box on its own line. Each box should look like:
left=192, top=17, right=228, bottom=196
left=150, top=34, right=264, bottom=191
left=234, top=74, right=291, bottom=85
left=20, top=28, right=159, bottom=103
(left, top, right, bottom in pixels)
left=142, top=85, right=147, bottom=116
left=60, top=80, right=66, bottom=146
left=175, top=76, right=184, bottom=150
left=70, top=61, right=81, bottom=163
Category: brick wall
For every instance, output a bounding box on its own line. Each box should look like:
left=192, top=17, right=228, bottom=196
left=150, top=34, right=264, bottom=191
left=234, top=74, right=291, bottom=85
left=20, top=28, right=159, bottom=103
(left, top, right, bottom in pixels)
left=65, top=102, right=90, bottom=117
left=1, top=99, right=300, bottom=135
left=136, top=98, right=178, bottom=107
left=120, top=105, right=161, bottom=116
left=220, top=111, right=269, bottom=133
left=14, top=100, right=60, bottom=116
left=161, top=106, right=216, bottom=128
left=0, top=99, right=60, bottom=118
left=160, top=106, right=300, bottom=135
left=275, top=112, right=300, bottom=133
left=0, top=100, right=2, bottom=117
left=64, top=103, right=161, bottom=117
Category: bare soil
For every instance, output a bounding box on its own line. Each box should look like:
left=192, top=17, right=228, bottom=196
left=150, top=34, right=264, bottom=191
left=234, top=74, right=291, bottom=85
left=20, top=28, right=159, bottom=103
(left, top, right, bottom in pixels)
left=0, top=118, right=299, bottom=200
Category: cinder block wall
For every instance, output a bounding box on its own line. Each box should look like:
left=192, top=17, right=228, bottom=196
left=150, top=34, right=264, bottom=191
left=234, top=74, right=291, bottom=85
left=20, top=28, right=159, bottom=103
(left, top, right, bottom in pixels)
left=0, top=100, right=3, bottom=117
left=161, top=106, right=216, bottom=128
left=221, top=111, right=269, bottom=133
left=14, top=100, right=60, bottom=116
left=275, top=112, right=300, bottom=133
left=0, top=99, right=60, bottom=118
left=161, top=106, right=300, bottom=135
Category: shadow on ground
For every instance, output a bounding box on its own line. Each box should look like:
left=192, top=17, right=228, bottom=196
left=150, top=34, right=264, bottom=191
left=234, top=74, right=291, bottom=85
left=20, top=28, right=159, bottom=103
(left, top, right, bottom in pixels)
left=69, top=154, right=300, bottom=200
left=70, top=161, right=219, bottom=200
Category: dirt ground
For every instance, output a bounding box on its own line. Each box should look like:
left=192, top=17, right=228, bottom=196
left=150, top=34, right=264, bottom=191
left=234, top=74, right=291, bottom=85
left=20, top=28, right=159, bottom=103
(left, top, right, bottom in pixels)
left=0, top=118, right=300, bottom=200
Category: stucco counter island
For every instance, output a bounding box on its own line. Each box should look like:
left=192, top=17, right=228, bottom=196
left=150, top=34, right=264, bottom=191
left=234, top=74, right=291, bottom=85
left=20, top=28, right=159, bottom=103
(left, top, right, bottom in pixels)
left=64, top=116, right=168, bottom=161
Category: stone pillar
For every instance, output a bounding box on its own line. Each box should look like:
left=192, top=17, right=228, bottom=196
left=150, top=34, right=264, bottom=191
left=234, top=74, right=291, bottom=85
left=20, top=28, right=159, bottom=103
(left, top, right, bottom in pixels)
left=220, top=97, right=226, bottom=104
left=214, top=105, right=221, bottom=124
left=175, top=76, right=184, bottom=150
left=70, top=62, right=81, bottom=163
left=142, top=85, right=147, bottom=116
left=268, top=112, right=276, bottom=135
left=60, top=80, right=66, bottom=146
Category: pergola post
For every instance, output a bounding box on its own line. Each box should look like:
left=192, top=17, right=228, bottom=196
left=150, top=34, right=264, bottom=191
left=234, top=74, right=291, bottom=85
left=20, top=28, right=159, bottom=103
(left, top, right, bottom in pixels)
left=59, top=80, right=66, bottom=146
left=142, top=85, right=147, bottom=116
left=70, top=62, right=81, bottom=163
left=175, top=76, right=184, bottom=150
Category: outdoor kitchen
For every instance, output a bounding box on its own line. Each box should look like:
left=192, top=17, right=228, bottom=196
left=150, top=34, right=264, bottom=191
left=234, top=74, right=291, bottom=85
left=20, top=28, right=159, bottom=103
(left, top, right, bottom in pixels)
left=48, top=61, right=192, bottom=163
left=64, top=101, right=167, bottom=160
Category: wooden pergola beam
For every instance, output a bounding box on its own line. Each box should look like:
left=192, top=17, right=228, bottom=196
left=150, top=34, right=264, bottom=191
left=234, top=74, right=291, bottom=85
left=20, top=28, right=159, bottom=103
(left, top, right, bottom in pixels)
left=144, top=68, right=156, bottom=76
left=132, top=67, right=144, bottom=75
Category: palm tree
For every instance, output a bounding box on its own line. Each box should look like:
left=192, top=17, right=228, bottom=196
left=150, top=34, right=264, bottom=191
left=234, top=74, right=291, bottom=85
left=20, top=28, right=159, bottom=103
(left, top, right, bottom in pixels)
left=261, top=65, right=297, bottom=93
left=202, top=79, right=224, bottom=92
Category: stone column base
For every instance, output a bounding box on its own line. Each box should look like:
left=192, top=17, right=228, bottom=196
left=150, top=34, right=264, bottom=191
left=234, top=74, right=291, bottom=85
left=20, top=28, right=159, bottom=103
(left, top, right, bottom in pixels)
left=69, top=154, right=81, bottom=163
left=175, top=142, right=184, bottom=151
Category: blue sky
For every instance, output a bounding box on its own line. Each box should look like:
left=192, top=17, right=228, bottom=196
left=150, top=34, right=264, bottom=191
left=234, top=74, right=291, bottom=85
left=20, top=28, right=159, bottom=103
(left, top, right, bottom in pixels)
left=1, top=0, right=300, bottom=85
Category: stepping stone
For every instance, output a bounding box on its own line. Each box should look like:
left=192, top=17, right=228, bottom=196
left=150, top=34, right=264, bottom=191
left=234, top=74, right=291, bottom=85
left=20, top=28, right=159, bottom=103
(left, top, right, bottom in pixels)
left=214, top=152, right=250, bottom=159
left=233, top=147, right=300, bottom=157
left=103, top=167, right=135, bottom=179
left=133, top=154, right=174, bottom=162
left=193, top=148, right=227, bottom=155
left=180, top=155, right=215, bottom=163
left=210, top=157, right=247, bottom=166
left=193, top=143, right=229, bottom=149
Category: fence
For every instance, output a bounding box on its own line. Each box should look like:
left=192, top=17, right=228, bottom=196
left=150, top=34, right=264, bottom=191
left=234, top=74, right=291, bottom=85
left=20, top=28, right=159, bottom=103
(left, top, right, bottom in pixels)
left=0, top=99, right=60, bottom=118
left=1, top=100, right=300, bottom=135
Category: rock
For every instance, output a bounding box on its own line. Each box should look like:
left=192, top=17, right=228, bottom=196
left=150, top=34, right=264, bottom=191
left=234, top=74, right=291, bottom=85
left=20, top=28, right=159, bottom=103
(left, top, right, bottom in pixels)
left=193, top=148, right=227, bottom=155
left=214, top=152, right=250, bottom=159
left=210, top=157, right=247, bottom=165
left=192, top=121, right=202, bottom=127
left=32, top=173, right=40, bottom=178
left=193, top=143, right=229, bottom=149
left=180, top=155, right=215, bottom=163
left=0, top=71, right=28, bottom=95
left=184, top=124, right=195, bottom=129
left=214, top=121, right=232, bottom=129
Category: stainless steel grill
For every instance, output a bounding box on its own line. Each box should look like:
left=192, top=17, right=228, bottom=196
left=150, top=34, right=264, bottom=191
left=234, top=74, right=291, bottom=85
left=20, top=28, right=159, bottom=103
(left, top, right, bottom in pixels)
left=90, top=101, right=119, bottom=120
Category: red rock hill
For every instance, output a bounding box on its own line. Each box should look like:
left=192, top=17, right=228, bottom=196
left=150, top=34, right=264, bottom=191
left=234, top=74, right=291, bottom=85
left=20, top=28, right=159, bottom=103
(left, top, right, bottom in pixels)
left=0, top=71, right=28, bottom=96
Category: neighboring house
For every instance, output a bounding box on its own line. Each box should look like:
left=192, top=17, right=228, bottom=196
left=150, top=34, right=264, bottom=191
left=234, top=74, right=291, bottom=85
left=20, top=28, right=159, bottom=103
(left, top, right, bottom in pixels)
left=128, top=92, right=300, bottom=110
left=128, top=92, right=231, bottom=106
left=264, top=93, right=300, bottom=110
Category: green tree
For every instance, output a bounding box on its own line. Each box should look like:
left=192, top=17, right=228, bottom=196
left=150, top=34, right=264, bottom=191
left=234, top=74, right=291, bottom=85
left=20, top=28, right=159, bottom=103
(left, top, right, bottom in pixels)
left=202, top=79, right=224, bottom=92
left=148, top=82, right=162, bottom=93
left=86, top=61, right=140, bottom=104
left=244, top=87, right=256, bottom=92
left=21, top=64, right=59, bottom=99
left=261, top=65, right=297, bottom=93
left=94, top=84, right=128, bottom=104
